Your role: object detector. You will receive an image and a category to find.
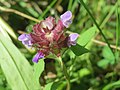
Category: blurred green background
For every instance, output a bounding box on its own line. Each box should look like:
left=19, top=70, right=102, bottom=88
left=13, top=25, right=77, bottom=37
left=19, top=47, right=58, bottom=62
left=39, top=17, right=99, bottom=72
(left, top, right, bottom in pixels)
left=0, top=0, right=120, bottom=90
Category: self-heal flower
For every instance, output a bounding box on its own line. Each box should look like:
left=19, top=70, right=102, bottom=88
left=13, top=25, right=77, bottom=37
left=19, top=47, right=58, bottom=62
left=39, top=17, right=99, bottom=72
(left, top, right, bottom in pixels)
left=18, top=11, right=74, bottom=63
left=60, top=11, right=72, bottom=28
left=32, top=52, right=44, bottom=63
left=67, top=33, right=79, bottom=47
left=18, top=34, right=32, bottom=47
left=30, top=16, right=67, bottom=57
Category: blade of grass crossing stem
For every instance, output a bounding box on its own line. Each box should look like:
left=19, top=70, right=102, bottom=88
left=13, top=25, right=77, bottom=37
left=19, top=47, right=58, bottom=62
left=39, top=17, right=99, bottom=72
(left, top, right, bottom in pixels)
left=77, top=0, right=114, bottom=57
left=0, top=33, right=41, bottom=90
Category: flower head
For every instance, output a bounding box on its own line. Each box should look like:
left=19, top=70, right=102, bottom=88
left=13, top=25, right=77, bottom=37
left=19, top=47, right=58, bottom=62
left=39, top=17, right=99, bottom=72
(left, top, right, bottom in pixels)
left=18, top=11, right=77, bottom=63
left=32, top=52, right=44, bottom=63
left=67, top=33, right=79, bottom=47
left=18, top=34, right=32, bottom=47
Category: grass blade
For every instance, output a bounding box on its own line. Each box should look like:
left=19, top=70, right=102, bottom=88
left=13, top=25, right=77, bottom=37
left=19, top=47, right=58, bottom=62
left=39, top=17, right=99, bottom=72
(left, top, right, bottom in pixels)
left=78, top=0, right=114, bottom=56
left=0, top=33, right=41, bottom=90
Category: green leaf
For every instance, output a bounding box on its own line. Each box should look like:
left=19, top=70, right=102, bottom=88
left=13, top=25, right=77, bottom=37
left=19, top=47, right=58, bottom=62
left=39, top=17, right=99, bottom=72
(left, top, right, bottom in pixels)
left=44, top=81, right=62, bottom=90
left=44, top=82, right=53, bottom=90
left=97, top=59, right=110, bottom=69
left=78, top=68, right=91, bottom=78
left=102, top=46, right=115, bottom=64
left=70, top=44, right=89, bottom=56
left=0, top=33, right=40, bottom=90
left=0, top=17, right=17, bottom=40
left=0, top=86, right=6, bottom=90
left=103, top=80, right=120, bottom=90
left=97, top=46, right=115, bottom=69
left=34, top=59, right=44, bottom=88
left=77, top=26, right=96, bottom=46
left=0, top=24, right=11, bottom=41
left=69, top=27, right=96, bottom=56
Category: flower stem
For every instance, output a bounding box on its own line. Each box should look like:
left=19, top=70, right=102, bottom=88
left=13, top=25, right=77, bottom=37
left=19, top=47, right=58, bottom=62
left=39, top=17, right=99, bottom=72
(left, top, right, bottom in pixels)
left=57, top=56, right=71, bottom=90
left=0, top=6, right=40, bottom=23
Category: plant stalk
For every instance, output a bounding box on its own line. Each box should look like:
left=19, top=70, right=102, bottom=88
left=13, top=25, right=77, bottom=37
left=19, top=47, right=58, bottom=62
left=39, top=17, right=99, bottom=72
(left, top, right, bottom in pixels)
left=57, top=56, right=71, bottom=90
left=78, top=0, right=114, bottom=56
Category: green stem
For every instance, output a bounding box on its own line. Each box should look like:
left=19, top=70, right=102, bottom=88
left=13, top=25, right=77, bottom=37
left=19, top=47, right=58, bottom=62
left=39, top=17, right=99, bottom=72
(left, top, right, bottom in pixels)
left=39, top=0, right=57, bottom=19
left=0, top=6, right=40, bottom=23
left=100, top=3, right=117, bottom=28
left=78, top=0, right=114, bottom=56
left=57, top=56, right=71, bottom=90
left=68, top=0, right=73, bottom=10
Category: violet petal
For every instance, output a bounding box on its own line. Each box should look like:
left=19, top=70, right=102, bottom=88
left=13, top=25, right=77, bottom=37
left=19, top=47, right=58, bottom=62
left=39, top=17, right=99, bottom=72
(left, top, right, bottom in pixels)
left=67, top=33, right=79, bottom=47
left=60, top=11, right=72, bottom=21
left=18, top=34, right=32, bottom=46
left=18, top=34, right=27, bottom=41
left=69, top=33, right=79, bottom=41
left=60, top=11, right=72, bottom=28
left=32, top=52, right=44, bottom=63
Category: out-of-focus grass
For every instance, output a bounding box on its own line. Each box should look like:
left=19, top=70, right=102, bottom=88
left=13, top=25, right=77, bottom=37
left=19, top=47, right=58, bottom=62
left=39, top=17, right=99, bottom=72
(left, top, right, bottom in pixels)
left=0, top=0, right=120, bottom=90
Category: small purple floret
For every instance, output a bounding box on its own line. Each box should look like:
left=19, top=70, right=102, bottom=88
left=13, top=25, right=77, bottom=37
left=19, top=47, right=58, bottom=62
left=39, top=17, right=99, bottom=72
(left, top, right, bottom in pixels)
left=18, top=34, right=32, bottom=47
left=32, top=52, right=44, bottom=63
left=60, top=11, right=72, bottom=28
left=67, top=33, right=79, bottom=47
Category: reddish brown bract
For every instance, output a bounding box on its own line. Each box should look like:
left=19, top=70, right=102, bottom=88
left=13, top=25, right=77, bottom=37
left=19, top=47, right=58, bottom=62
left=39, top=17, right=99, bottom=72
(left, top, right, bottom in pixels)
left=30, top=16, right=67, bottom=56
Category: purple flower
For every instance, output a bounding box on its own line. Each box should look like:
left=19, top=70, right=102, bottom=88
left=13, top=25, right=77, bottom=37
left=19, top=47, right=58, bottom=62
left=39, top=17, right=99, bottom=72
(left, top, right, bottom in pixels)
left=18, top=34, right=32, bottom=47
left=60, top=11, right=72, bottom=28
left=18, top=11, right=74, bottom=63
left=67, top=33, right=79, bottom=47
left=32, top=52, right=44, bottom=63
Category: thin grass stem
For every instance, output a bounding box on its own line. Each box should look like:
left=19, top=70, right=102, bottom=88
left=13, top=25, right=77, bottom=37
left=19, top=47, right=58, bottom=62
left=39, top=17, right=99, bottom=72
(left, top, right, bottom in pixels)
left=78, top=0, right=114, bottom=56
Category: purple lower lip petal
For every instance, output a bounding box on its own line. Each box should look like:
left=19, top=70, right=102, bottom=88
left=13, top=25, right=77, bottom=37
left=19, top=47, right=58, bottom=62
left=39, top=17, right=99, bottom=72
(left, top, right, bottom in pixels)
left=69, top=33, right=79, bottom=41
left=32, top=52, right=44, bottom=63
left=18, top=34, right=32, bottom=47
left=67, top=33, right=79, bottom=47
left=18, top=34, right=26, bottom=41
left=60, top=11, right=72, bottom=28
left=60, top=11, right=72, bottom=21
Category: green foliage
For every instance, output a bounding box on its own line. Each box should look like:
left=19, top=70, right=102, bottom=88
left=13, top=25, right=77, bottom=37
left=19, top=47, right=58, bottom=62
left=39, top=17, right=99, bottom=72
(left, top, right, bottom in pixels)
left=97, top=46, right=115, bottom=69
left=44, top=82, right=53, bottom=90
left=34, top=59, right=44, bottom=89
left=0, top=33, right=40, bottom=90
left=103, top=80, right=120, bottom=90
left=70, top=26, right=96, bottom=56
left=70, top=44, right=89, bottom=56
left=78, top=68, right=91, bottom=78
left=0, top=0, right=120, bottom=90
left=77, top=26, right=96, bottom=46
